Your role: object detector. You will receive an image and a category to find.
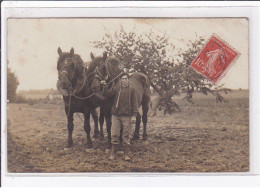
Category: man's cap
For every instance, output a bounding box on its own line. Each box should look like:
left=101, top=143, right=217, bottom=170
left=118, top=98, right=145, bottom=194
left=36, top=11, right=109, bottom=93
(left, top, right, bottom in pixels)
left=119, top=72, right=129, bottom=78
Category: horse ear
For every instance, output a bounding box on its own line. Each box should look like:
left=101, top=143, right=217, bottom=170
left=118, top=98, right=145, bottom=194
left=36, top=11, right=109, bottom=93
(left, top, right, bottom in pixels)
left=103, top=52, right=107, bottom=62
left=119, top=63, right=124, bottom=70
left=90, top=52, right=95, bottom=60
left=57, top=47, right=62, bottom=56
left=70, top=47, right=74, bottom=56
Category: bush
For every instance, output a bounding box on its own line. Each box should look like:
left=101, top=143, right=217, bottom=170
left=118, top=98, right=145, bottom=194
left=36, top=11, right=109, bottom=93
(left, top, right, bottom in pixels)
left=7, top=67, right=19, bottom=102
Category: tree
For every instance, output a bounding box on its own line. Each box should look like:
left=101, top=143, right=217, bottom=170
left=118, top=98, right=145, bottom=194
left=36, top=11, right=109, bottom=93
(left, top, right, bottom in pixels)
left=7, top=67, right=19, bottom=102
left=92, top=27, right=230, bottom=114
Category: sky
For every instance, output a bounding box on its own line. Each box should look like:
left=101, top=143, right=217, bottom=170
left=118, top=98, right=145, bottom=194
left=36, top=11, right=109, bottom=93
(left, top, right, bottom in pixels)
left=7, top=18, right=248, bottom=91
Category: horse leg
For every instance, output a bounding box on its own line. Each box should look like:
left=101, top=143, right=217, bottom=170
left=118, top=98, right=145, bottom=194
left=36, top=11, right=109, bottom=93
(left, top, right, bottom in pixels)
left=132, top=112, right=141, bottom=141
left=105, top=113, right=112, bottom=147
left=99, top=108, right=105, bottom=140
left=91, top=109, right=99, bottom=138
left=142, top=101, right=149, bottom=140
left=84, top=113, right=93, bottom=149
left=66, top=112, right=74, bottom=148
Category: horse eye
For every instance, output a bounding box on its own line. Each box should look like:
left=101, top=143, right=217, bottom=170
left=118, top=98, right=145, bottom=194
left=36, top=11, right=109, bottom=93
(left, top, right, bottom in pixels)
left=68, top=64, right=75, bottom=71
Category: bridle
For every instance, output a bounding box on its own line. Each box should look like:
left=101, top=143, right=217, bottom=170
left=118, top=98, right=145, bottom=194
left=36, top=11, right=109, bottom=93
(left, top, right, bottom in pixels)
left=58, top=58, right=77, bottom=82
left=104, top=61, right=123, bottom=87
left=94, top=60, right=110, bottom=81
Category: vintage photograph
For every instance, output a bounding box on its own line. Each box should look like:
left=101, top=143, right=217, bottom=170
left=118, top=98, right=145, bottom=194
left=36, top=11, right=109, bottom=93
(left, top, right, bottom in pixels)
left=6, top=18, right=249, bottom=173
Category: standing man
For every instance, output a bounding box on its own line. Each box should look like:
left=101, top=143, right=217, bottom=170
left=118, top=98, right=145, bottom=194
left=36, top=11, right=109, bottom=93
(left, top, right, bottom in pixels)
left=101, top=72, right=138, bottom=161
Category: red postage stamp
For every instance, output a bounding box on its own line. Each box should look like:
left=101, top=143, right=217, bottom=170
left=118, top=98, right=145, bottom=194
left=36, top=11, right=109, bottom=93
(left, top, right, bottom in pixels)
left=190, top=35, right=239, bottom=84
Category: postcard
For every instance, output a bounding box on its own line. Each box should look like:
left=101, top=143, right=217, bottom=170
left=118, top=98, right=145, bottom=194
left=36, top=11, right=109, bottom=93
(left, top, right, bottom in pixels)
left=1, top=1, right=259, bottom=187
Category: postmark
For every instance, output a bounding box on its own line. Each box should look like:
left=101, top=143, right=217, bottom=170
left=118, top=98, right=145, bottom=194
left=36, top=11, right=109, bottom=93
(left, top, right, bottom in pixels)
left=190, top=35, right=240, bottom=84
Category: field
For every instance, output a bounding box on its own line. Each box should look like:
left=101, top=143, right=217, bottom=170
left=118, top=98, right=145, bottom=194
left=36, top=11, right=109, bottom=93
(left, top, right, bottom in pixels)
left=7, top=90, right=249, bottom=173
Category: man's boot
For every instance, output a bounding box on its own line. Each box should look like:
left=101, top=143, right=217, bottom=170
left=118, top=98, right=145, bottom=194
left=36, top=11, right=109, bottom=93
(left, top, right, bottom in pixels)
left=124, top=145, right=131, bottom=161
left=109, top=144, right=117, bottom=160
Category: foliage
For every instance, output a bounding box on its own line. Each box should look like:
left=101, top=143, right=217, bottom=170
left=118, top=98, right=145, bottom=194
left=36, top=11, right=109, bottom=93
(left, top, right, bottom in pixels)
left=7, top=67, right=19, bottom=102
left=92, top=27, right=230, bottom=114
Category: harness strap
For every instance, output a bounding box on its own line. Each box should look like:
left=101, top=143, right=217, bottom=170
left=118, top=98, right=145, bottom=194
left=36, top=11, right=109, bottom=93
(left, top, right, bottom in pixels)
left=116, top=84, right=121, bottom=108
left=58, top=58, right=76, bottom=82
left=129, top=84, right=131, bottom=116
left=59, top=58, right=72, bottom=71
left=72, top=92, right=94, bottom=100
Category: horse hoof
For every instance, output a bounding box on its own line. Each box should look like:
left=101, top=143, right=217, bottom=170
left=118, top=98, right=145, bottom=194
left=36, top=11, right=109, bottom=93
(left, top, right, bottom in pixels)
left=66, top=144, right=73, bottom=148
left=107, top=142, right=112, bottom=149
left=94, top=130, right=100, bottom=138
left=142, top=134, right=148, bottom=141
left=99, top=135, right=104, bottom=140
left=86, top=143, right=93, bottom=149
left=66, top=141, right=73, bottom=148
left=132, top=134, right=139, bottom=141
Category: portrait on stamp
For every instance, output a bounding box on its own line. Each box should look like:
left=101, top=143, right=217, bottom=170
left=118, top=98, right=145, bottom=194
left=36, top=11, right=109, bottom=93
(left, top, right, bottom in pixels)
left=6, top=18, right=249, bottom=173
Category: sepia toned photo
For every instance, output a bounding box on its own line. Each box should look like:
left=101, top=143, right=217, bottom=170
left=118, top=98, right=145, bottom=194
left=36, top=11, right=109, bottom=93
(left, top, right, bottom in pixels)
left=6, top=18, right=249, bottom=173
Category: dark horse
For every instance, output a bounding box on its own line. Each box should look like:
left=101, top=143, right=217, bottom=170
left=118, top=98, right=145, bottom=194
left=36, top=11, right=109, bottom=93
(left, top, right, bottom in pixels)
left=57, top=47, right=108, bottom=148
left=97, top=56, right=151, bottom=142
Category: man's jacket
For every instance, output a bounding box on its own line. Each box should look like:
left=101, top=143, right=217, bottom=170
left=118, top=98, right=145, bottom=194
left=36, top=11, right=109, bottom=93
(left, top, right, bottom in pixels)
left=103, top=83, right=138, bottom=117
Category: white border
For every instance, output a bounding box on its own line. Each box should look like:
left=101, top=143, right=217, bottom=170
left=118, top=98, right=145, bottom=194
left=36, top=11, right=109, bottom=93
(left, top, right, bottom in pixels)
left=1, top=1, right=260, bottom=187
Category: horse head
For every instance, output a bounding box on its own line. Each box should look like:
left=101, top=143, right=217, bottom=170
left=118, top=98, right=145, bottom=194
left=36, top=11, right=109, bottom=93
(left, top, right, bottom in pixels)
left=57, top=47, right=78, bottom=93
left=57, top=47, right=102, bottom=95
left=85, top=73, right=102, bottom=95
left=87, top=52, right=109, bottom=81
left=105, top=57, right=124, bottom=82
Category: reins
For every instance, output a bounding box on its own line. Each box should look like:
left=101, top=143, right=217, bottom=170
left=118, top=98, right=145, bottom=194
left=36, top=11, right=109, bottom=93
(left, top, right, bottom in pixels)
left=106, top=71, right=124, bottom=85
left=69, top=66, right=96, bottom=100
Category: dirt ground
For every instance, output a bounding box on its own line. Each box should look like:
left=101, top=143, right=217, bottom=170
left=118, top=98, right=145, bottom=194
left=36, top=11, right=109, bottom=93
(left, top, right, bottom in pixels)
left=7, top=90, right=249, bottom=173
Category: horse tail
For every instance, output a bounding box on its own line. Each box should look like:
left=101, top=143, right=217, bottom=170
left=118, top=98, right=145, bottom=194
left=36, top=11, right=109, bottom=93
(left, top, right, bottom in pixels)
left=139, top=73, right=150, bottom=88
left=138, top=73, right=151, bottom=102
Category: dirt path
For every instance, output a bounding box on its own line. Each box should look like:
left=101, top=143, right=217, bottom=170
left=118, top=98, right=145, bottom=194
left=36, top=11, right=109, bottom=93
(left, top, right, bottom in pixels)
left=7, top=91, right=249, bottom=173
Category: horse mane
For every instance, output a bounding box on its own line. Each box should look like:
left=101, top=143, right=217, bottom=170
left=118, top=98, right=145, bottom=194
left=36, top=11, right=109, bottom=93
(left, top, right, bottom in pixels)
left=106, top=57, right=119, bottom=64
left=72, top=54, right=84, bottom=73
left=106, top=57, right=122, bottom=79
left=71, top=55, right=87, bottom=94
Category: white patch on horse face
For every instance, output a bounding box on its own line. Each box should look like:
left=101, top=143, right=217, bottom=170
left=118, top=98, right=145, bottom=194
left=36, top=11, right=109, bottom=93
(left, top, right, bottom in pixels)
left=119, top=64, right=124, bottom=70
